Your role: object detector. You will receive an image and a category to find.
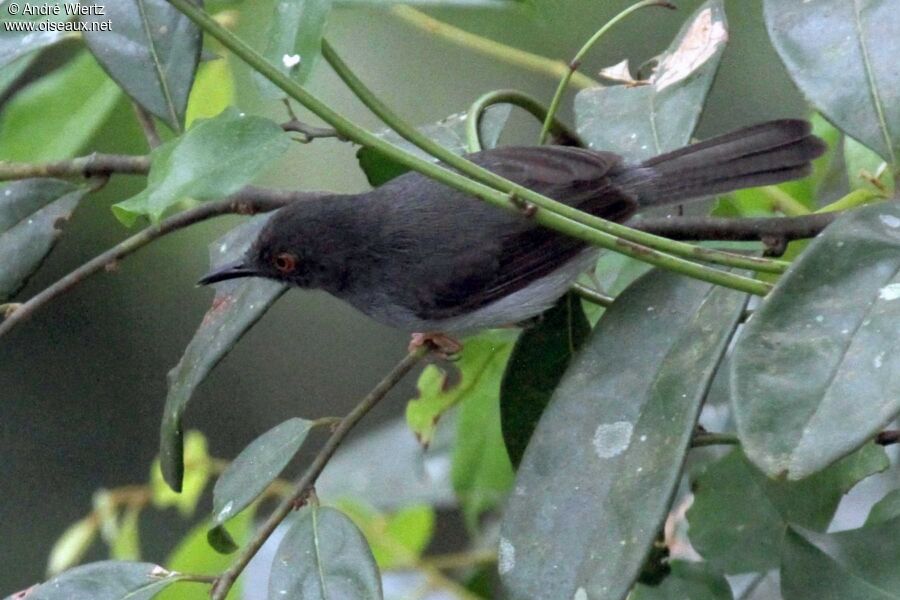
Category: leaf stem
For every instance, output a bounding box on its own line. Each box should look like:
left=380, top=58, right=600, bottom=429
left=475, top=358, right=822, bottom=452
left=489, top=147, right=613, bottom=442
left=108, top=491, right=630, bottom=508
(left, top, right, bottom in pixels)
left=572, top=283, right=615, bottom=307
left=538, top=0, right=676, bottom=144
left=816, top=187, right=886, bottom=213
left=465, top=88, right=582, bottom=153
left=209, top=349, right=427, bottom=600
left=388, top=5, right=599, bottom=90
left=691, top=431, right=740, bottom=447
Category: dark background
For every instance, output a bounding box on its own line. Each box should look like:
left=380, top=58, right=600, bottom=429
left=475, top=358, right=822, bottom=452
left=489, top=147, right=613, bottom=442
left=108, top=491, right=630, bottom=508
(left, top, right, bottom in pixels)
left=0, top=0, right=806, bottom=590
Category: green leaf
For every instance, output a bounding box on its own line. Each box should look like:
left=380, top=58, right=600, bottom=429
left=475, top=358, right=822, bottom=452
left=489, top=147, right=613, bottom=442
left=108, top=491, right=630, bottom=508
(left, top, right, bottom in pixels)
left=630, top=561, right=733, bottom=600
left=27, top=562, right=181, bottom=600
left=334, top=0, right=515, bottom=6
left=845, top=135, right=895, bottom=194
left=151, top=430, right=211, bottom=515
left=185, top=58, right=236, bottom=128
left=81, top=0, right=201, bottom=131
left=866, top=489, right=900, bottom=525
left=113, top=108, right=291, bottom=226
left=500, top=268, right=747, bottom=600
left=574, top=1, right=727, bottom=161
left=452, top=334, right=517, bottom=527
left=211, top=417, right=314, bottom=526
left=406, top=330, right=516, bottom=447
left=0, top=53, right=35, bottom=98
left=356, top=105, right=511, bottom=186
left=46, top=517, right=99, bottom=577
left=731, top=202, right=900, bottom=479
left=160, top=216, right=286, bottom=491
left=254, top=0, right=332, bottom=97
left=156, top=512, right=253, bottom=600
left=765, top=0, right=900, bottom=166
left=0, top=1, right=75, bottom=69
left=0, top=52, right=120, bottom=162
left=110, top=506, right=142, bottom=561
left=687, top=444, right=887, bottom=574
left=782, top=520, right=900, bottom=600
left=500, top=292, right=589, bottom=468
left=336, top=500, right=436, bottom=569
left=0, top=179, right=85, bottom=302
left=268, top=505, right=383, bottom=600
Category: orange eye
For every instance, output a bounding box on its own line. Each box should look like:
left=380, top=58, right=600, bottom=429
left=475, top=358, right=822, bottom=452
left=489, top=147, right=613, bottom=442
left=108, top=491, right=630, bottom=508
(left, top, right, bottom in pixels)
left=273, top=252, right=297, bottom=273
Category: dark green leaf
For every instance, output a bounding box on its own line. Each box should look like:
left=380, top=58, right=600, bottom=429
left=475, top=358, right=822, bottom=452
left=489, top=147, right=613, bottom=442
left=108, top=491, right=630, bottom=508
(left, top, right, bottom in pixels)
left=731, top=203, right=900, bottom=479
left=500, top=292, right=589, bottom=467
left=687, top=444, right=887, bottom=573
left=630, top=561, right=733, bottom=600
left=866, top=489, right=900, bottom=525
left=0, top=179, right=84, bottom=301
left=0, top=52, right=120, bottom=161
left=782, top=521, right=900, bottom=600
left=254, top=0, right=332, bottom=97
left=268, top=505, right=383, bottom=600
left=160, top=216, right=286, bottom=491
left=356, top=105, right=511, bottom=186
left=212, top=417, right=314, bottom=526
left=0, top=54, right=34, bottom=98
left=151, top=430, right=211, bottom=515
left=765, top=0, right=900, bottom=165
left=206, top=525, right=238, bottom=555
left=574, top=1, right=727, bottom=160
left=500, top=268, right=747, bottom=600
left=27, top=562, right=180, bottom=600
left=81, top=0, right=201, bottom=131
left=113, top=108, right=291, bottom=226
left=0, top=1, right=75, bottom=69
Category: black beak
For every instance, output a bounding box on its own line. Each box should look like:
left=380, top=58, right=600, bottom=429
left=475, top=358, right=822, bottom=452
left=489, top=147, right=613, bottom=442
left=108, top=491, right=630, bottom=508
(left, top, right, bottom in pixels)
left=198, top=260, right=260, bottom=285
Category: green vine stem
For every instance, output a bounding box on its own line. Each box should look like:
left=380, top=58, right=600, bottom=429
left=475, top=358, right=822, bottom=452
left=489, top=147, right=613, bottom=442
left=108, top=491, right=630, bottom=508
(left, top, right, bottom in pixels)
left=389, top=5, right=599, bottom=90
left=538, top=0, right=676, bottom=144
left=167, top=0, right=772, bottom=296
left=816, top=187, right=887, bottom=213
left=320, top=40, right=785, bottom=280
left=465, top=88, right=582, bottom=152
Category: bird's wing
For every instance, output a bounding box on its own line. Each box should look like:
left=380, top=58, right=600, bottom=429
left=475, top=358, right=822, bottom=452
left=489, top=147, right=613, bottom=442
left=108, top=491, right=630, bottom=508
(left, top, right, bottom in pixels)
left=374, top=145, right=638, bottom=321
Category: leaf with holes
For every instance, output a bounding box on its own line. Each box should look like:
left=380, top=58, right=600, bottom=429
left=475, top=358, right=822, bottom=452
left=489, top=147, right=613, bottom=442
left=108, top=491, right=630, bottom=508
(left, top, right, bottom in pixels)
left=24, top=561, right=182, bottom=600
left=357, top=105, right=511, bottom=186
left=500, top=268, right=746, bottom=600
left=731, top=202, right=900, bottom=479
left=160, top=215, right=287, bottom=491
left=268, top=505, right=383, bottom=600
left=574, top=0, right=727, bottom=160
left=0, top=179, right=85, bottom=302
left=500, top=292, right=590, bottom=468
left=81, top=0, right=201, bottom=131
left=254, top=0, right=332, bottom=97
left=765, top=0, right=900, bottom=165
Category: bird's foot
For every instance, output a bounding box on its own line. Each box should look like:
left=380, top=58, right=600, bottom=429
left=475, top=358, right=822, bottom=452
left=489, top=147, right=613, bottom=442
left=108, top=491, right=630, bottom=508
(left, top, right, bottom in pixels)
left=409, top=332, right=463, bottom=359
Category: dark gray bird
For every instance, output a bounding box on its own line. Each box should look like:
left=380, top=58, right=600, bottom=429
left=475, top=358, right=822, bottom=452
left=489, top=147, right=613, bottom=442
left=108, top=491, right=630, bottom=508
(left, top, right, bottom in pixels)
left=200, top=120, right=825, bottom=346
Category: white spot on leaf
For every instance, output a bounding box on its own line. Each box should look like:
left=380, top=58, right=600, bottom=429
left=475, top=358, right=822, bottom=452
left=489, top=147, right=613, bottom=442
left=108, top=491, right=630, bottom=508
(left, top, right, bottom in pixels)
left=573, top=587, right=588, bottom=600
left=282, top=54, right=301, bottom=68
left=217, top=500, right=234, bottom=521
left=880, top=214, right=900, bottom=229
left=592, top=421, right=633, bottom=459
left=874, top=352, right=885, bottom=369
left=878, top=283, right=900, bottom=301
left=498, top=538, right=516, bottom=574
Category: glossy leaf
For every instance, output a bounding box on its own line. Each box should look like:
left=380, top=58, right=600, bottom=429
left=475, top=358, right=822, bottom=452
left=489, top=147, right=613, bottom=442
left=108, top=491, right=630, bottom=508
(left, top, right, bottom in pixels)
left=782, top=521, right=900, bottom=600
left=686, top=444, right=887, bottom=573
left=630, top=561, right=733, bottom=600
left=46, top=517, right=99, bottom=577
left=81, top=0, right=201, bottom=131
left=255, top=0, right=332, bottom=97
left=27, top=562, right=180, bottom=600
left=336, top=500, right=436, bottom=569
left=500, top=292, right=589, bottom=468
left=212, top=417, right=314, bottom=526
left=113, top=108, right=291, bottom=226
left=574, top=1, right=727, bottom=160
left=0, top=1, right=75, bottom=69
left=160, top=216, right=286, bottom=491
left=268, top=505, right=383, bottom=600
left=731, top=202, right=900, bottom=479
left=0, top=52, right=120, bottom=162
left=406, top=330, right=516, bottom=447
left=500, top=268, right=747, bottom=600
left=765, top=0, right=900, bottom=165
left=357, top=105, right=511, bottom=186
left=185, top=58, right=236, bottom=128
left=866, top=489, right=900, bottom=525
left=0, top=179, right=85, bottom=301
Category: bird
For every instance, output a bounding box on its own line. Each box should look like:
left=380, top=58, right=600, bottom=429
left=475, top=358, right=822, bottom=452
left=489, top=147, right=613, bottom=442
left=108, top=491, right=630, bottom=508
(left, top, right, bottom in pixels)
left=199, top=119, right=826, bottom=353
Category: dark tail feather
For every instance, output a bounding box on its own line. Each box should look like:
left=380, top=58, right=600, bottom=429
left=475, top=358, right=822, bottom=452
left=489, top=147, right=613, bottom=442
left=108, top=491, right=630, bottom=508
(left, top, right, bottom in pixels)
left=613, top=120, right=828, bottom=207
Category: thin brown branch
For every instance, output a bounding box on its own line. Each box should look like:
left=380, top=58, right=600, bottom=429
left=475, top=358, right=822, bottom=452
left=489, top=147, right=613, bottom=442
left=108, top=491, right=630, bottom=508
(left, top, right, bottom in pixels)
left=131, top=103, right=162, bottom=150
left=0, top=187, right=315, bottom=339
left=209, top=349, right=427, bottom=600
left=281, top=118, right=343, bottom=143
left=0, top=153, right=151, bottom=181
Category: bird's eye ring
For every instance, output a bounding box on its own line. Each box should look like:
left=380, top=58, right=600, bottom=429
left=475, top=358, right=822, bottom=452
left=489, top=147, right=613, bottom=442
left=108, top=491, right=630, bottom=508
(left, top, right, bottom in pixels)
left=273, top=252, right=297, bottom=274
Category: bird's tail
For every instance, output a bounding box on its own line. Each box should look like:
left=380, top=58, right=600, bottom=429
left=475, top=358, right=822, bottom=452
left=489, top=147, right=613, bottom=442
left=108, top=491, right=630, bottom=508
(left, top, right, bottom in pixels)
left=612, top=120, right=827, bottom=207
